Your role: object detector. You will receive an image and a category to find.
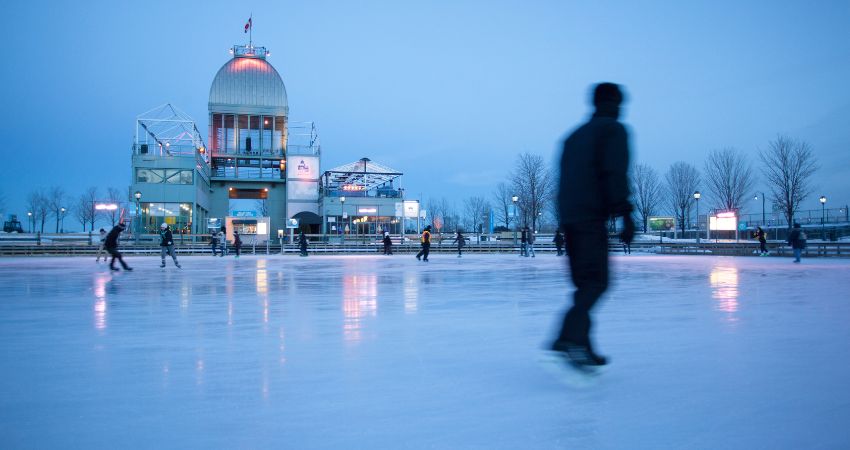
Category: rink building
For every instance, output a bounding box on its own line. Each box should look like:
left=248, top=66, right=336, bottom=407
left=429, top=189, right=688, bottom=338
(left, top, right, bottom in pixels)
left=130, top=44, right=322, bottom=240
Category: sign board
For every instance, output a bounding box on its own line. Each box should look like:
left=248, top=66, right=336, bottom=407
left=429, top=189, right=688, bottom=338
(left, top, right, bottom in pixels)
left=738, top=221, right=748, bottom=231
left=403, top=200, right=419, bottom=219
left=288, top=156, right=320, bottom=180
left=649, top=217, right=675, bottom=231
left=286, top=218, right=300, bottom=229
left=207, top=218, right=222, bottom=230
left=327, top=217, right=336, bottom=223
left=709, top=212, right=738, bottom=231
left=357, top=206, right=378, bottom=214
left=232, top=210, right=257, bottom=217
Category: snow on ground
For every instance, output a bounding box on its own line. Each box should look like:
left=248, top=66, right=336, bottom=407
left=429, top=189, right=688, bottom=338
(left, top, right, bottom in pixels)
left=1, top=253, right=849, bottom=449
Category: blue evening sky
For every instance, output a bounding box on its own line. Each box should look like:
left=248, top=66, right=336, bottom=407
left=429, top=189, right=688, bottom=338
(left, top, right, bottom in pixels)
left=1, top=0, right=848, bottom=223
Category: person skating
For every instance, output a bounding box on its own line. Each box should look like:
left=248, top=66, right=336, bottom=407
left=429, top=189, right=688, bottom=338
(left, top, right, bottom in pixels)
left=415, top=225, right=432, bottom=261
left=553, top=229, right=565, bottom=256
left=104, top=222, right=132, bottom=271
left=159, top=223, right=181, bottom=268
left=787, top=223, right=806, bottom=263
left=551, top=82, right=634, bottom=368
left=755, top=226, right=768, bottom=255
left=233, top=229, right=242, bottom=258
left=298, top=230, right=308, bottom=257
left=95, top=228, right=108, bottom=262
left=210, top=230, right=220, bottom=256
left=452, top=230, right=466, bottom=257
left=382, top=232, right=393, bottom=255
left=217, top=229, right=227, bottom=257
left=527, top=229, right=536, bottom=257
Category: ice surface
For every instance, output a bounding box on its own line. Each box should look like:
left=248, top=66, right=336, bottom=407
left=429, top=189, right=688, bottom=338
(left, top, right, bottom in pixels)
left=1, top=253, right=849, bottom=449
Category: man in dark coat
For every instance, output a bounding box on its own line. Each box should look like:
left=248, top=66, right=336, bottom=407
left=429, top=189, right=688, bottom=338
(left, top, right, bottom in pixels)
left=787, top=223, right=806, bottom=263
left=452, top=230, right=466, bottom=258
left=233, top=229, right=243, bottom=258
left=298, top=230, right=308, bottom=257
left=382, top=232, right=393, bottom=255
left=520, top=227, right=528, bottom=257
left=159, top=223, right=181, bottom=268
left=105, top=222, right=132, bottom=271
left=755, top=226, right=768, bottom=255
left=553, top=229, right=565, bottom=256
left=551, top=82, right=634, bottom=367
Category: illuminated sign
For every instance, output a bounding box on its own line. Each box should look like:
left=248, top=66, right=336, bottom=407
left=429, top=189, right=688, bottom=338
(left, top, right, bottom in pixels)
left=403, top=200, right=419, bottom=218
left=649, top=217, right=675, bottom=231
left=342, top=184, right=365, bottom=191
left=95, top=203, right=118, bottom=211
left=709, top=211, right=738, bottom=231
left=357, top=207, right=377, bottom=214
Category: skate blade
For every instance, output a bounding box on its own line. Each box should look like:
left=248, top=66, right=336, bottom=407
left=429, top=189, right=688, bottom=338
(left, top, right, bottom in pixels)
left=538, top=351, right=602, bottom=388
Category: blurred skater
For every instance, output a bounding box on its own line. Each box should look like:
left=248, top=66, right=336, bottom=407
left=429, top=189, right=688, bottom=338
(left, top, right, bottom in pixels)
left=787, top=223, right=806, bottom=263
left=520, top=227, right=528, bottom=257
left=551, top=82, right=634, bottom=367
left=382, top=232, right=393, bottom=255
left=95, top=228, right=108, bottom=262
left=754, top=226, right=768, bottom=255
left=210, top=230, right=220, bottom=256
left=233, top=229, right=242, bottom=258
left=553, top=229, right=565, bottom=256
left=298, top=230, right=308, bottom=257
left=527, top=230, right=536, bottom=257
left=105, top=222, right=132, bottom=272
left=217, top=228, right=227, bottom=257
left=159, top=223, right=181, bottom=268
left=415, top=225, right=431, bottom=261
left=452, top=230, right=465, bottom=257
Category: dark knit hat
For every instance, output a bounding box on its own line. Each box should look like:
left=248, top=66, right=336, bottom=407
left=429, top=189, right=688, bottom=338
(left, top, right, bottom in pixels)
left=593, top=82, right=624, bottom=107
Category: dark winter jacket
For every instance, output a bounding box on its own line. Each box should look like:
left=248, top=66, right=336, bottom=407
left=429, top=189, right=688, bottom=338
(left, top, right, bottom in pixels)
left=298, top=233, right=307, bottom=249
left=453, top=233, right=466, bottom=247
left=755, top=228, right=766, bottom=243
left=159, top=229, right=173, bottom=246
left=234, top=232, right=242, bottom=248
left=787, top=228, right=806, bottom=249
left=104, top=225, right=124, bottom=249
left=520, top=229, right=528, bottom=244
left=558, top=104, right=633, bottom=225
left=553, top=232, right=565, bottom=246
left=382, top=235, right=392, bottom=247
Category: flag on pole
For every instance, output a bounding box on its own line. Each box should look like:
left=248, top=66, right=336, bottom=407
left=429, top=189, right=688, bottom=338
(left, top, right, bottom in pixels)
left=244, top=17, right=252, bottom=33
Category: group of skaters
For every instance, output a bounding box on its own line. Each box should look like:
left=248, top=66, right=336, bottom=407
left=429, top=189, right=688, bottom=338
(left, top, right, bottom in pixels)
left=95, top=222, right=184, bottom=271
left=209, top=228, right=243, bottom=258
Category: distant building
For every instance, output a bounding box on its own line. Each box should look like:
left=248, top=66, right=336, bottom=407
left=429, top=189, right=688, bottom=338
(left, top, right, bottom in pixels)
left=131, top=43, right=321, bottom=240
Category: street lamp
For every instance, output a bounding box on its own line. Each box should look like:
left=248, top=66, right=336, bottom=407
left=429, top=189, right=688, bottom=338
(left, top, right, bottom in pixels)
left=693, top=191, right=701, bottom=243
left=27, top=211, right=33, bottom=233
left=340, top=196, right=346, bottom=243
left=60, top=207, right=66, bottom=233
left=134, top=191, right=142, bottom=244
left=511, top=195, right=519, bottom=245
left=820, top=195, right=827, bottom=241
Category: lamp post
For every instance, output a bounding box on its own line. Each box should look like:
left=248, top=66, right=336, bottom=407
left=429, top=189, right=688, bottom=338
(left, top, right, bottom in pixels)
left=693, top=191, right=701, bottom=243
left=820, top=195, right=827, bottom=241
left=27, top=211, right=33, bottom=233
left=754, top=192, right=766, bottom=226
left=60, top=207, right=66, bottom=233
left=340, top=196, right=346, bottom=244
left=511, top=195, right=519, bottom=245
left=134, top=191, right=142, bottom=244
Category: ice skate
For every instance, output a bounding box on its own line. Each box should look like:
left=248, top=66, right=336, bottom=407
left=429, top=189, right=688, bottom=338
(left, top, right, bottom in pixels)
left=160, top=262, right=166, bottom=268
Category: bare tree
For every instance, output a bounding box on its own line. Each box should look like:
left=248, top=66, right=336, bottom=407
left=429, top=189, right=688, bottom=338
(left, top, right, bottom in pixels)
left=759, top=135, right=819, bottom=227
left=106, top=187, right=123, bottom=226
left=438, top=197, right=458, bottom=235
left=510, top=153, right=555, bottom=231
left=426, top=198, right=444, bottom=235
left=665, top=162, right=701, bottom=233
left=82, top=187, right=98, bottom=231
left=74, top=194, right=93, bottom=232
left=492, top=182, right=513, bottom=229
left=255, top=199, right=269, bottom=217
left=704, top=147, right=755, bottom=212
left=463, top=196, right=489, bottom=235
left=632, top=163, right=662, bottom=233
left=45, top=186, right=66, bottom=233
left=26, top=190, right=50, bottom=233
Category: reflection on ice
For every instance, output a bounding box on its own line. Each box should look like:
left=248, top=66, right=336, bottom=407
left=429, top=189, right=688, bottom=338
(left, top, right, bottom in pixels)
left=710, top=265, right=739, bottom=322
left=343, top=274, right=378, bottom=342
left=404, top=271, right=418, bottom=314
left=92, top=273, right=109, bottom=331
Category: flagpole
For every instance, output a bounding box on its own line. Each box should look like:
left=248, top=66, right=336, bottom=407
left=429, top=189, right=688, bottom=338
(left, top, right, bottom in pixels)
left=249, top=13, right=253, bottom=47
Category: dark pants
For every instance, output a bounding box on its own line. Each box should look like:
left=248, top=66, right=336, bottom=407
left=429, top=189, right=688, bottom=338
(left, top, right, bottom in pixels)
left=759, top=241, right=767, bottom=253
left=383, top=244, right=392, bottom=255
left=211, top=242, right=219, bottom=256
left=300, top=244, right=307, bottom=256
left=555, top=221, right=609, bottom=348
left=235, top=244, right=241, bottom=256
left=555, top=244, right=563, bottom=256
left=416, top=243, right=430, bottom=260
left=107, top=248, right=130, bottom=269
left=457, top=245, right=463, bottom=256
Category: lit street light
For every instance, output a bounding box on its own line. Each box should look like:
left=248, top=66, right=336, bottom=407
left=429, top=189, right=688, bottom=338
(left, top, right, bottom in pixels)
left=693, top=191, right=701, bottom=244
left=754, top=192, right=766, bottom=226
left=820, top=195, right=827, bottom=240
left=511, top=195, right=519, bottom=245
left=27, top=211, right=33, bottom=233
left=60, top=207, right=66, bottom=233
left=340, top=196, right=346, bottom=244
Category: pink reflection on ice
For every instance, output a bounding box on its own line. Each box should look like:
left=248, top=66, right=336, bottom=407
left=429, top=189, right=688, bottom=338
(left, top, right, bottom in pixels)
left=710, top=265, right=740, bottom=322
left=342, top=274, right=377, bottom=342
left=93, top=273, right=109, bottom=331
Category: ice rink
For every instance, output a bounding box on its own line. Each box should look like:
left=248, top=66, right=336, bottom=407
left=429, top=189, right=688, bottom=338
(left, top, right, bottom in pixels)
left=1, top=252, right=849, bottom=449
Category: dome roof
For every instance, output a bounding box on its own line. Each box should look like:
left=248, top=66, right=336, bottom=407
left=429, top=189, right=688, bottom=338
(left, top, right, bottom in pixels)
left=208, top=55, right=289, bottom=116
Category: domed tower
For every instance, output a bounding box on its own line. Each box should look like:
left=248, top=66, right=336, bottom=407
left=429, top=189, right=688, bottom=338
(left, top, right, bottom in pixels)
left=207, top=44, right=289, bottom=237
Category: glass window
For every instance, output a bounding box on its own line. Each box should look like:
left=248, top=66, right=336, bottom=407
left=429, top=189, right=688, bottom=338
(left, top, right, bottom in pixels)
left=211, top=113, right=222, bottom=153
left=224, top=115, right=236, bottom=152
left=274, top=116, right=286, bottom=155
left=261, top=116, right=272, bottom=153
left=180, top=170, right=194, bottom=184
left=164, top=169, right=181, bottom=184
left=136, top=169, right=164, bottom=183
